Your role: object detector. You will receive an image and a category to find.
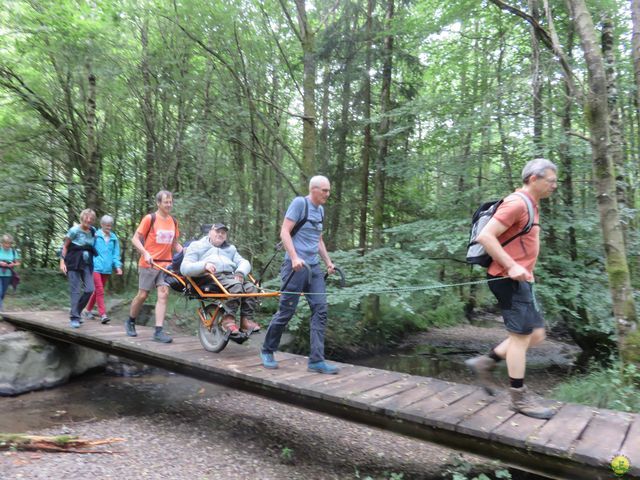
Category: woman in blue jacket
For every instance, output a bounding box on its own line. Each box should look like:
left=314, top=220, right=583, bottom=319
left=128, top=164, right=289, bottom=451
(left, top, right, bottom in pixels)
left=84, top=215, right=123, bottom=324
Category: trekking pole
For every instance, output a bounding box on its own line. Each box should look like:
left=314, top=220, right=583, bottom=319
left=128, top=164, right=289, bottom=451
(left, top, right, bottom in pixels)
left=256, top=242, right=283, bottom=285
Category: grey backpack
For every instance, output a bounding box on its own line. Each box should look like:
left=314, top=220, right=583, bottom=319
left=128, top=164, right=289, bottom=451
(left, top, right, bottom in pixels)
left=466, top=192, right=536, bottom=267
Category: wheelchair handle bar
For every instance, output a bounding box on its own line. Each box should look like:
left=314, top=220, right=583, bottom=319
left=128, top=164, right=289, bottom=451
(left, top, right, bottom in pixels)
left=281, top=262, right=312, bottom=292
left=324, top=266, right=345, bottom=288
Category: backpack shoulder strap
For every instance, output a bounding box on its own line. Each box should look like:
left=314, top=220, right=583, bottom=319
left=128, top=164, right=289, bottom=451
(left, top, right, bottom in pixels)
left=143, top=213, right=156, bottom=241
left=512, top=191, right=535, bottom=232
left=290, top=196, right=309, bottom=239
left=500, top=192, right=537, bottom=247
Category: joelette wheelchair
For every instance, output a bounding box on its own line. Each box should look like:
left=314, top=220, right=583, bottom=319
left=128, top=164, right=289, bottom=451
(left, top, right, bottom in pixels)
left=152, top=262, right=305, bottom=353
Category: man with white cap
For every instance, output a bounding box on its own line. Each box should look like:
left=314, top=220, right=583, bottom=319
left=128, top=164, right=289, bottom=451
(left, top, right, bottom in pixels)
left=181, top=222, right=260, bottom=334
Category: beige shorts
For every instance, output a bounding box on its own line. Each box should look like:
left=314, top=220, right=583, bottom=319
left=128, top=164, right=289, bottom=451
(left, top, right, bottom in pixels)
left=138, top=267, right=169, bottom=291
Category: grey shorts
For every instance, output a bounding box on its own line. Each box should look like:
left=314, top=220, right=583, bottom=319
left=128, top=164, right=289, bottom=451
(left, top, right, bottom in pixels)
left=488, top=276, right=544, bottom=335
left=138, top=267, right=169, bottom=291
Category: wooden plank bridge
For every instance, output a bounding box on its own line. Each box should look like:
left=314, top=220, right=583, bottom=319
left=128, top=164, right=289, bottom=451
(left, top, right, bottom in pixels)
left=2, top=310, right=639, bottom=480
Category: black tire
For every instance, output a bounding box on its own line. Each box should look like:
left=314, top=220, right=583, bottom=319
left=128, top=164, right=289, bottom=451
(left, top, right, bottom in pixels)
left=198, top=303, right=228, bottom=353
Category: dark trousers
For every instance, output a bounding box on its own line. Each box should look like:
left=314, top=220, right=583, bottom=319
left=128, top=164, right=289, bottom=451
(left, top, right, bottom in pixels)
left=0, top=276, right=10, bottom=310
left=215, top=273, right=258, bottom=318
left=262, top=260, right=327, bottom=363
left=68, top=266, right=95, bottom=321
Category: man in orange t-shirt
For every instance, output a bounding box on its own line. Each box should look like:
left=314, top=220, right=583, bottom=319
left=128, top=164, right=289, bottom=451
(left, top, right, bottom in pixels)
left=465, top=159, right=558, bottom=420
left=126, top=190, right=183, bottom=343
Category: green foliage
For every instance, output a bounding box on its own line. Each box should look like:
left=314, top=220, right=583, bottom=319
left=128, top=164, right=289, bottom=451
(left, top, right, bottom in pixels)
left=5, top=269, right=71, bottom=310
left=279, top=445, right=294, bottom=464
left=552, top=362, right=640, bottom=412
left=622, top=329, right=640, bottom=364
left=1, top=0, right=639, bottom=366
left=442, top=454, right=512, bottom=480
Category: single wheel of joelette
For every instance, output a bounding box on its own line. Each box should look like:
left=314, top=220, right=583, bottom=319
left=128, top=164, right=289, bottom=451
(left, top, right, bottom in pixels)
left=198, top=303, right=229, bottom=353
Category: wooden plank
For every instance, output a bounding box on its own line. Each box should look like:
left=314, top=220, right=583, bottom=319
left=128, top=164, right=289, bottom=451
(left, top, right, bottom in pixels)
left=400, top=384, right=477, bottom=426
left=456, top=394, right=515, bottom=439
left=349, top=375, right=417, bottom=403
left=526, top=403, right=593, bottom=457
left=317, top=370, right=405, bottom=398
left=426, top=388, right=493, bottom=430
left=160, top=341, right=205, bottom=353
left=572, top=409, right=633, bottom=468
left=620, top=415, right=640, bottom=477
left=287, top=366, right=370, bottom=390
left=491, top=412, right=548, bottom=449
left=372, top=378, right=451, bottom=412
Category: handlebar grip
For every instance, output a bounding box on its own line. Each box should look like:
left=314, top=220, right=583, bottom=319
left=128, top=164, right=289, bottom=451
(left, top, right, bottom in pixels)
left=281, top=262, right=312, bottom=292
left=324, top=266, right=345, bottom=288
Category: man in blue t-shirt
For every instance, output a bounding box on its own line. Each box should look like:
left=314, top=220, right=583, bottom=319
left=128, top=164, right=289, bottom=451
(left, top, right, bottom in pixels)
left=261, top=175, right=339, bottom=374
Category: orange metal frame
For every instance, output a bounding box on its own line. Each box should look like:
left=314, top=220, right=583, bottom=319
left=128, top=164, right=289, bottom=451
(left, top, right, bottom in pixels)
left=153, top=263, right=280, bottom=299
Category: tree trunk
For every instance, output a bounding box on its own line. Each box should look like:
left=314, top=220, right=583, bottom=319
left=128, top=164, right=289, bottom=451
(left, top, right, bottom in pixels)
left=372, top=0, right=394, bottom=249
left=84, top=63, right=102, bottom=213
left=318, top=64, right=331, bottom=175
left=602, top=18, right=628, bottom=231
left=358, top=0, right=374, bottom=254
left=140, top=20, right=156, bottom=203
left=559, top=25, right=578, bottom=261
left=568, top=0, right=638, bottom=360
left=631, top=0, right=640, bottom=119
left=295, top=0, right=316, bottom=187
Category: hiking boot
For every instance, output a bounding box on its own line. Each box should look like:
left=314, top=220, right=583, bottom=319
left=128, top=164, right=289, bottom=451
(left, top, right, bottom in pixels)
left=509, top=386, right=555, bottom=419
left=465, top=355, right=500, bottom=396
left=153, top=329, right=173, bottom=343
left=241, top=317, right=260, bottom=333
left=70, top=319, right=81, bottom=329
left=125, top=319, right=137, bottom=337
left=100, top=315, right=110, bottom=325
left=221, top=316, right=240, bottom=336
left=308, top=361, right=339, bottom=375
left=260, top=352, right=278, bottom=369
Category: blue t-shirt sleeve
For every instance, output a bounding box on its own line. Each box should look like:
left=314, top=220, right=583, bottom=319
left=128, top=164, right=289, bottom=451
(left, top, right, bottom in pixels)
left=284, top=197, right=305, bottom=223
left=66, top=226, right=78, bottom=241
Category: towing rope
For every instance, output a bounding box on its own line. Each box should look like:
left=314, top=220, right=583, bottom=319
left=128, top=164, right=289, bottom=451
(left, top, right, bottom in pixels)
left=259, top=275, right=509, bottom=297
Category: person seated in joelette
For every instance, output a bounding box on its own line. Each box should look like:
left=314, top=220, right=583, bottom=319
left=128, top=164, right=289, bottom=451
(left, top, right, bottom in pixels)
left=180, top=223, right=260, bottom=335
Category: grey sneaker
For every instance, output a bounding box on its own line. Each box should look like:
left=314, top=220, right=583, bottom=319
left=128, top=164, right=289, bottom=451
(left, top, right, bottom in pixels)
left=82, top=311, right=94, bottom=321
left=153, top=329, right=173, bottom=343
left=509, top=386, right=555, bottom=419
left=125, top=319, right=137, bottom=337
left=465, top=355, right=500, bottom=396
left=100, top=315, right=110, bottom=325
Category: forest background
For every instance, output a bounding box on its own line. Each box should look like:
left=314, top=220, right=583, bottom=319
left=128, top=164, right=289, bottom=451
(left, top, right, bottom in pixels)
left=1, top=0, right=640, bottom=367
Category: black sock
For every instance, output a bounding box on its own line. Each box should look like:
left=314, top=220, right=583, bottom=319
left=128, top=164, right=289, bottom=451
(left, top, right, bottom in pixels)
left=155, top=326, right=162, bottom=333
left=509, top=377, right=524, bottom=389
left=128, top=316, right=136, bottom=323
left=488, top=349, right=502, bottom=362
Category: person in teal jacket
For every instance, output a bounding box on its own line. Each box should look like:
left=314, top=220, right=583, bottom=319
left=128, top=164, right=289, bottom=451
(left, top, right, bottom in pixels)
left=83, top=215, right=123, bottom=324
left=0, top=234, right=20, bottom=311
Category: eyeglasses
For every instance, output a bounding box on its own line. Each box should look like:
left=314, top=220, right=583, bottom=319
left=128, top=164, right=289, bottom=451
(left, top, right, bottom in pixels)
left=313, top=187, right=331, bottom=193
left=543, top=177, right=558, bottom=184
